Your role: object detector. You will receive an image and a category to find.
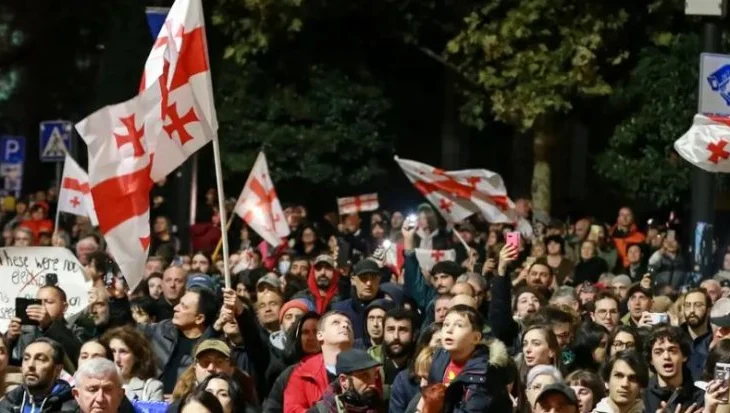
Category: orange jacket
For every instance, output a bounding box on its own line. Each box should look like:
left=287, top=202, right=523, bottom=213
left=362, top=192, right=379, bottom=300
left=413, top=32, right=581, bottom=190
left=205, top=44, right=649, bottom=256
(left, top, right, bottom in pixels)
left=611, top=224, right=646, bottom=268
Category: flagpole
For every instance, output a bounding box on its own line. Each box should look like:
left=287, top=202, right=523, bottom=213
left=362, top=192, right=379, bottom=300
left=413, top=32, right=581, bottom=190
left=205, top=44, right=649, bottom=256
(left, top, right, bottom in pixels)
left=212, top=137, right=232, bottom=289
left=451, top=225, right=471, bottom=253
left=212, top=216, right=235, bottom=263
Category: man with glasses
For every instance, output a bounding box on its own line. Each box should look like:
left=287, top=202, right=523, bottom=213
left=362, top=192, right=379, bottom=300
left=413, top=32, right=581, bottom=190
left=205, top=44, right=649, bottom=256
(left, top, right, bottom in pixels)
left=682, top=288, right=712, bottom=381
left=12, top=227, right=33, bottom=247
left=591, top=291, right=620, bottom=332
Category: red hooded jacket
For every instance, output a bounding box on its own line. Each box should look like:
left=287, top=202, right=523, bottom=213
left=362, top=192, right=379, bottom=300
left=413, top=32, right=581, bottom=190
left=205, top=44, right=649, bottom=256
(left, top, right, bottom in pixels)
left=283, top=353, right=329, bottom=413
left=307, top=264, right=340, bottom=314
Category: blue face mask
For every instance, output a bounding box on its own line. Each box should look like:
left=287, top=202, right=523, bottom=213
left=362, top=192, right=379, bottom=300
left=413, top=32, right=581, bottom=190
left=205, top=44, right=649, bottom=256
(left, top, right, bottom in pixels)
left=278, top=260, right=291, bottom=275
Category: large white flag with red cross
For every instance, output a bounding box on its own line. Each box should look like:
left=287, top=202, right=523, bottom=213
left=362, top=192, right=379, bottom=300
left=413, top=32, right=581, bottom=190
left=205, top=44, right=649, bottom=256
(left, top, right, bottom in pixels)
left=234, top=152, right=290, bottom=246
left=674, top=114, right=730, bottom=173
left=76, top=0, right=216, bottom=289
left=415, top=248, right=456, bottom=272
left=57, top=155, right=99, bottom=226
left=395, top=156, right=517, bottom=224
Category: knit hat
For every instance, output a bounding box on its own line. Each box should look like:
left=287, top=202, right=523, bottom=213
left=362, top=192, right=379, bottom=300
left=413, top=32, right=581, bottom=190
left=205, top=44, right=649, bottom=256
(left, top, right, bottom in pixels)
left=279, top=298, right=315, bottom=323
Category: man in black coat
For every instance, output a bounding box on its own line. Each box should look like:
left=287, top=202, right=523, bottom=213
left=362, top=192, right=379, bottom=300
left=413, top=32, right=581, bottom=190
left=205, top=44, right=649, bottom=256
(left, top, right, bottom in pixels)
left=642, top=325, right=704, bottom=413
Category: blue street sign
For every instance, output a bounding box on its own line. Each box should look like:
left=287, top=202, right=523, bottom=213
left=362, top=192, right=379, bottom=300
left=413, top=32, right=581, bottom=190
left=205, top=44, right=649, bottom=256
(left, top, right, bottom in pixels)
left=0, top=135, right=26, bottom=164
left=39, top=120, right=72, bottom=162
left=146, top=7, right=170, bottom=39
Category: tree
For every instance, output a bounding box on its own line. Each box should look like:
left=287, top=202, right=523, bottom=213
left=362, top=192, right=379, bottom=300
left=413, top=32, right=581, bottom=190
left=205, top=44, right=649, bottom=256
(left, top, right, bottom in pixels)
left=596, top=34, right=699, bottom=206
left=442, top=0, right=634, bottom=213
left=215, top=62, right=393, bottom=189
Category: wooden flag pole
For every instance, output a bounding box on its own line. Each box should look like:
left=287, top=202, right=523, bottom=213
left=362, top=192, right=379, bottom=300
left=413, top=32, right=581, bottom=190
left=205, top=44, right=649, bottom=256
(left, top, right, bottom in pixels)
left=211, top=137, right=232, bottom=289
left=212, top=215, right=235, bottom=264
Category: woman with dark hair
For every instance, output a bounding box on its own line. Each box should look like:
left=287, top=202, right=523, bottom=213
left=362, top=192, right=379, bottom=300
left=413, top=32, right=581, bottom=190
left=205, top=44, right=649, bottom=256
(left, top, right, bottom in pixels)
left=545, top=235, right=574, bottom=284
left=262, top=312, right=322, bottom=413
left=200, top=373, right=256, bottom=413
left=568, top=322, right=609, bottom=373
left=178, top=390, right=224, bottom=413
left=100, top=325, right=163, bottom=401
left=566, top=370, right=606, bottom=413
left=516, top=324, right=562, bottom=382
left=572, top=240, right=609, bottom=286
left=294, top=224, right=325, bottom=260
left=416, top=322, right=443, bottom=350
left=605, top=325, right=642, bottom=359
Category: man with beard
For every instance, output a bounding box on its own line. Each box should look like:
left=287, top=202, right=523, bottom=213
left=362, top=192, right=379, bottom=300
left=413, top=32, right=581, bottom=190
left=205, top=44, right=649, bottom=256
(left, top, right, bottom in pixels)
left=300, top=255, right=341, bottom=314
left=682, top=288, right=712, bottom=381
left=0, top=338, right=75, bottom=411
left=367, top=308, right=415, bottom=403
left=642, top=326, right=704, bottom=413
left=309, top=349, right=384, bottom=413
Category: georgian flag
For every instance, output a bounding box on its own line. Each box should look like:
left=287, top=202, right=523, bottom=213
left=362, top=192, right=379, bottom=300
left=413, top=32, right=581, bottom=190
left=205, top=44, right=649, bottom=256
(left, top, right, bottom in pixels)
left=337, top=193, right=379, bottom=215
left=234, top=152, right=290, bottom=246
left=76, top=0, right=217, bottom=290
left=414, top=248, right=456, bottom=272
left=57, top=155, right=99, bottom=226
left=674, top=114, right=730, bottom=173
left=395, top=156, right=518, bottom=224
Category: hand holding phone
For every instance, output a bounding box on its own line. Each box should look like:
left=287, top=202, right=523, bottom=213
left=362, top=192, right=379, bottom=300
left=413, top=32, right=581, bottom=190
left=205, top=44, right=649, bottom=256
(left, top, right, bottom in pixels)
left=15, top=298, right=42, bottom=326
left=506, top=231, right=521, bottom=250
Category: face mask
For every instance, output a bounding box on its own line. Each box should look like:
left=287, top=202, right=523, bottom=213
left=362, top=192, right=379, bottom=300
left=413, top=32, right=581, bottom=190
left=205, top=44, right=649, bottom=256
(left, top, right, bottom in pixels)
left=278, top=261, right=291, bottom=275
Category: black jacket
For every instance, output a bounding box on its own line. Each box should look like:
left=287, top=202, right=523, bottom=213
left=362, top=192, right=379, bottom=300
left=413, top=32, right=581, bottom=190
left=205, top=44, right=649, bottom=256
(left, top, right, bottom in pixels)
left=0, top=381, right=75, bottom=413
left=488, top=274, right=521, bottom=355
left=262, top=364, right=297, bottom=413
left=427, top=342, right=512, bottom=413
left=642, top=368, right=704, bottom=413
left=10, top=319, right=83, bottom=373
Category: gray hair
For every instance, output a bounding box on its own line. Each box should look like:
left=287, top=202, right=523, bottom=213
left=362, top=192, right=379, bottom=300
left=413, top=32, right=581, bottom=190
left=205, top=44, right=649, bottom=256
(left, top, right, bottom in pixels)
left=550, top=286, right=578, bottom=304
left=456, top=272, right=487, bottom=291
left=712, top=298, right=730, bottom=318
left=74, top=358, right=121, bottom=386
left=526, top=364, right=563, bottom=388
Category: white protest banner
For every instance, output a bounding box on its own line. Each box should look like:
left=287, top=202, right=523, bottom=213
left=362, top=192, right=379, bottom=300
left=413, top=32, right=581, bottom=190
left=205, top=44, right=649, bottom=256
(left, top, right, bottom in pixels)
left=0, top=247, right=89, bottom=332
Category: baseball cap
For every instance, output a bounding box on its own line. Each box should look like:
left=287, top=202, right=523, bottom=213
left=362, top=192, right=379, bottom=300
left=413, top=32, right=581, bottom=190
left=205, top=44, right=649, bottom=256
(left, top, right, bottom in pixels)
left=195, top=339, right=231, bottom=359
left=187, top=273, right=215, bottom=292
left=314, top=254, right=335, bottom=268
left=336, top=349, right=382, bottom=375
left=627, top=283, right=653, bottom=299
left=353, top=259, right=381, bottom=278
left=535, top=383, right=578, bottom=407
left=257, top=273, right=282, bottom=291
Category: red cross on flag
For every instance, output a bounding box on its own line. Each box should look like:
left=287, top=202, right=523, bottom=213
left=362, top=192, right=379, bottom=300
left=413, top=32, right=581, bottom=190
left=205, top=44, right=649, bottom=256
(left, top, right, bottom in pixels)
left=234, top=152, right=290, bottom=247
left=57, top=155, right=99, bottom=226
left=414, top=248, right=456, bottom=272
left=395, top=156, right=517, bottom=224
left=674, top=114, right=730, bottom=173
left=337, top=193, right=379, bottom=215
left=76, top=95, right=155, bottom=290
left=75, top=0, right=218, bottom=290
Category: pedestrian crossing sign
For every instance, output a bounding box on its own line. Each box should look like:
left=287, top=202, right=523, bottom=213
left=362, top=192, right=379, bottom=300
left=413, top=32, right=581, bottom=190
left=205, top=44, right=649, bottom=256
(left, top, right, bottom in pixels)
left=39, top=120, right=72, bottom=162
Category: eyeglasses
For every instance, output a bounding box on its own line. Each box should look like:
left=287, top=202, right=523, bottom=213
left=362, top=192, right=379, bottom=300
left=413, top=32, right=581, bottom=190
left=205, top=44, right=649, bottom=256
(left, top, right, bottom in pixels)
left=612, top=340, right=635, bottom=350
left=596, top=309, right=619, bottom=317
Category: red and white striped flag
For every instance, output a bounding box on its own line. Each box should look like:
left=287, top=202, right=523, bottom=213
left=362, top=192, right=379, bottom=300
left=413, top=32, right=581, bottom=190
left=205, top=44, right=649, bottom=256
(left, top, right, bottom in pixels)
left=337, top=193, right=379, bottom=215
left=76, top=0, right=217, bottom=289
left=414, top=248, right=456, bottom=272
left=674, top=114, right=730, bottom=173
left=58, top=155, right=98, bottom=226
left=395, top=156, right=517, bottom=224
left=234, top=152, right=290, bottom=246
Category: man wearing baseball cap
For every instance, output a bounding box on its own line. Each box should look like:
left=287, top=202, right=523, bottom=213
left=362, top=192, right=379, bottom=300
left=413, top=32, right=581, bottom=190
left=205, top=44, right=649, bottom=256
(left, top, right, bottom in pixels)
left=333, top=259, right=386, bottom=340
left=298, top=254, right=341, bottom=314
left=623, top=284, right=653, bottom=328
left=309, top=349, right=384, bottom=413
left=533, top=383, right=579, bottom=413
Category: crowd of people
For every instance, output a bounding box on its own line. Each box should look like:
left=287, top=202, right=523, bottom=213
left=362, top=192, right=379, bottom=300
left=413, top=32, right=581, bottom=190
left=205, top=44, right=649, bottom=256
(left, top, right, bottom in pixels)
left=3, top=187, right=730, bottom=413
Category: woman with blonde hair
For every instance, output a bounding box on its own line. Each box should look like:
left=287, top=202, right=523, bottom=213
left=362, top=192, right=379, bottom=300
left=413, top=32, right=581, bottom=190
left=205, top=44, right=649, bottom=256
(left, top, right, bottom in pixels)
left=100, top=325, right=163, bottom=401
